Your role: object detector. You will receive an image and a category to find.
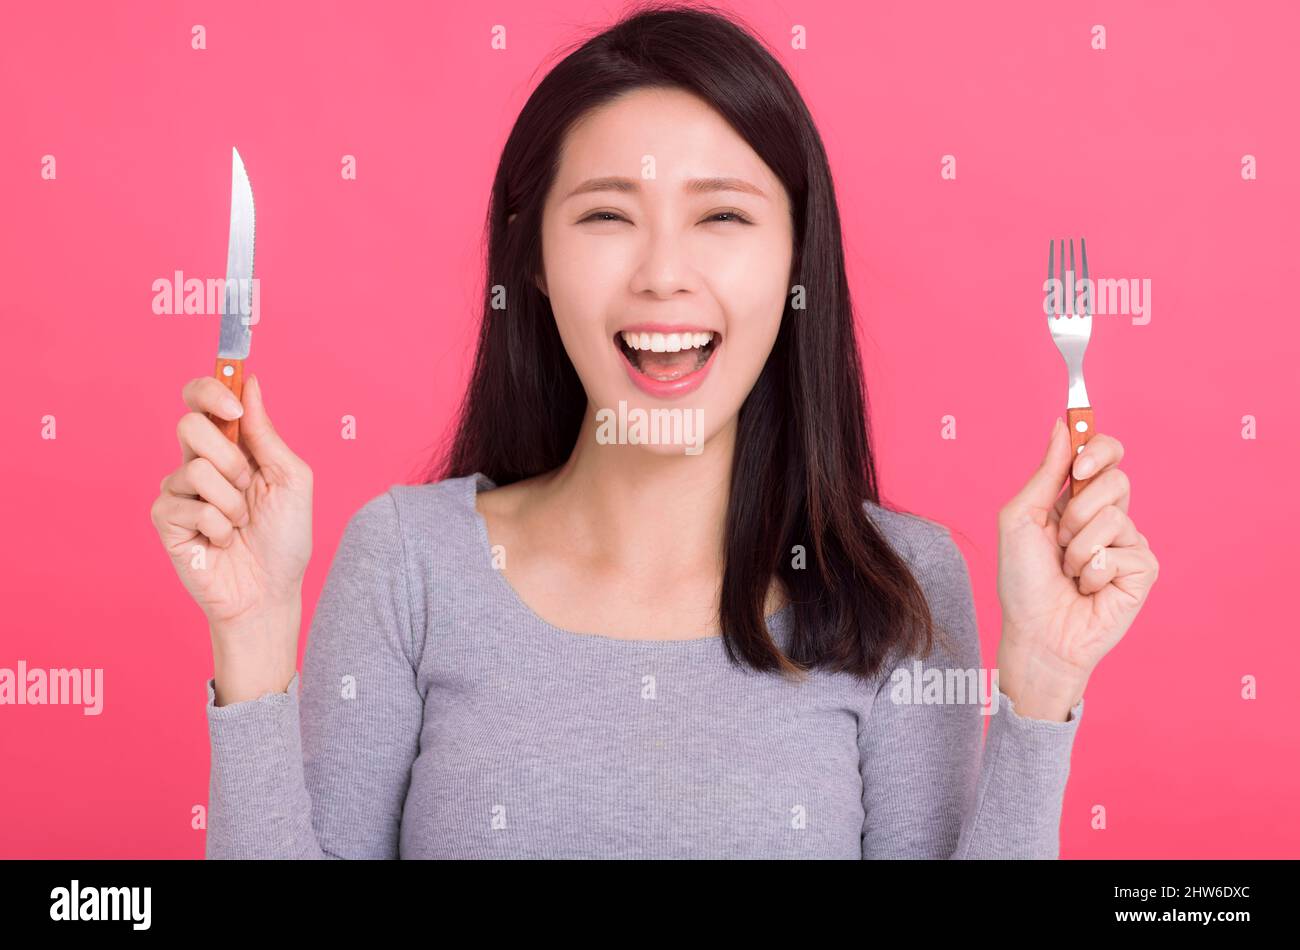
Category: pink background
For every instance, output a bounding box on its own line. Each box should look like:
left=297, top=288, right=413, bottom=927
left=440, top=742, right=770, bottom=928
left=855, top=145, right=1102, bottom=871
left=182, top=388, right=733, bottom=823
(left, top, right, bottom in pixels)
left=2, top=0, right=1296, bottom=858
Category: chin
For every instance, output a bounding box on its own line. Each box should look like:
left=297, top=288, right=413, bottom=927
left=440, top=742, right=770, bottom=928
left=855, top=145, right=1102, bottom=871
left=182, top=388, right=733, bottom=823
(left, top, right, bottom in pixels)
left=586, top=384, right=714, bottom=457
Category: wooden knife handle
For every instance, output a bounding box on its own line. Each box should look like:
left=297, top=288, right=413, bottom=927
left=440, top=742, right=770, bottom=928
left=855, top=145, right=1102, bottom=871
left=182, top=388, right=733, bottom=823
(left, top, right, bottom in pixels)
left=1067, top=406, right=1096, bottom=497
left=210, top=357, right=244, bottom=444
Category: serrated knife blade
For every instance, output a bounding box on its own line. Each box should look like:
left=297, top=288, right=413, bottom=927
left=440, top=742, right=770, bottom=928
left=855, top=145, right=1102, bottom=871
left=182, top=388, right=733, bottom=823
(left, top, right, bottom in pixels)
left=210, top=146, right=256, bottom=443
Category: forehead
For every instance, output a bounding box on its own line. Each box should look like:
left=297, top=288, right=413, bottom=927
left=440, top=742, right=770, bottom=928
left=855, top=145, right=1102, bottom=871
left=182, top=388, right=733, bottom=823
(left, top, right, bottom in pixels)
left=554, top=86, right=780, bottom=194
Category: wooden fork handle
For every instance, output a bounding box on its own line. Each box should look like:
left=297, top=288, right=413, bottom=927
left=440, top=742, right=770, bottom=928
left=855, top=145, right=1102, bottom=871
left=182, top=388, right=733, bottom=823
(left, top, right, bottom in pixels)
left=209, top=357, right=244, bottom=443
left=1067, top=406, right=1096, bottom=497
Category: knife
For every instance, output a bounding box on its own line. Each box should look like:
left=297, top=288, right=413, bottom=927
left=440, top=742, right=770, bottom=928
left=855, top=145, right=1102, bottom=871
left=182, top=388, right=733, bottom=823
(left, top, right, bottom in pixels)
left=208, top=146, right=256, bottom=443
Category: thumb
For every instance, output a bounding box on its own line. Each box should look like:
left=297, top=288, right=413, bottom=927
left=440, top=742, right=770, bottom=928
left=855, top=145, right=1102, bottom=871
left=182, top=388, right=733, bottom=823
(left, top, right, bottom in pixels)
left=1012, top=417, right=1071, bottom=515
left=239, top=375, right=296, bottom=471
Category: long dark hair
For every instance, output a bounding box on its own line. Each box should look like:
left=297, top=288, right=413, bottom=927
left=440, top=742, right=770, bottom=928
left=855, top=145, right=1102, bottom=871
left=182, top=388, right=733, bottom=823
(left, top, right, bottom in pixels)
left=429, top=1, right=946, bottom=683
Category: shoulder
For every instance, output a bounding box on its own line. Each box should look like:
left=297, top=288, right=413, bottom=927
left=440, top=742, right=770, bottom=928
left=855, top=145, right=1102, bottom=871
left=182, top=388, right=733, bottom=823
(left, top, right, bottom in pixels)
left=338, top=475, right=467, bottom=536
left=386, top=473, right=486, bottom=537
left=863, top=499, right=974, bottom=624
left=335, top=474, right=486, bottom=574
left=863, top=499, right=978, bottom=667
left=861, top=499, right=958, bottom=574
left=332, top=475, right=488, bottom=667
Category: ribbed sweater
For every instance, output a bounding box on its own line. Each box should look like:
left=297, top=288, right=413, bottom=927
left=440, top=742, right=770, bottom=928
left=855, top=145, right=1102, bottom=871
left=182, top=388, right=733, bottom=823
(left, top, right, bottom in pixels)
left=204, top=472, right=1084, bottom=859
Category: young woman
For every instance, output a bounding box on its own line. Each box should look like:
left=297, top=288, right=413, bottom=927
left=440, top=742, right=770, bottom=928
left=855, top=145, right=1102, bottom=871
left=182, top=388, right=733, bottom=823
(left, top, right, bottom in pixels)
left=151, top=4, right=1158, bottom=859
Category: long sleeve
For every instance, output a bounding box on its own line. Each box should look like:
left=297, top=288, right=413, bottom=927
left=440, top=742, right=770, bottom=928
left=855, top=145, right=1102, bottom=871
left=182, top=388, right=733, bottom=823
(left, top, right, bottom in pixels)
left=204, top=489, right=425, bottom=859
left=858, top=528, right=1084, bottom=859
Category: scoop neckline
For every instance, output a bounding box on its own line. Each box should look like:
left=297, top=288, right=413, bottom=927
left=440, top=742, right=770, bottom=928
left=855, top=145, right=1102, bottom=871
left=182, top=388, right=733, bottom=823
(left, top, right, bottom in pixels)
left=463, top=471, right=793, bottom=647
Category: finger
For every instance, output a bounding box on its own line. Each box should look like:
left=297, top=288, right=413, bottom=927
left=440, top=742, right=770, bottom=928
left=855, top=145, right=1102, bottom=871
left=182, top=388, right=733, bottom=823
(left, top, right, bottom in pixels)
left=1070, top=432, right=1124, bottom=483
left=150, top=494, right=237, bottom=548
left=162, top=458, right=250, bottom=527
left=1009, top=417, right=1072, bottom=518
left=182, top=376, right=246, bottom=422
left=1106, top=543, right=1159, bottom=603
left=1051, top=479, right=1070, bottom=525
left=1062, top=505, right=1142, bottom=577
left=239, top=375, right=307, bottom=481
left=1077, top=545, right=1152, bottom=596
left=176, top=412, right=254, bottom=489
left=1057, top=467, right=1131, bottom=545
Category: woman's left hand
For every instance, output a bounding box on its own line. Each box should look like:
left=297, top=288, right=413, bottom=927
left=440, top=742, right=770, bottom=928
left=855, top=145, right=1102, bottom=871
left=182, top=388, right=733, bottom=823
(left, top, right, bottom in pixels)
left=994, top=418, right=1160, bottom=719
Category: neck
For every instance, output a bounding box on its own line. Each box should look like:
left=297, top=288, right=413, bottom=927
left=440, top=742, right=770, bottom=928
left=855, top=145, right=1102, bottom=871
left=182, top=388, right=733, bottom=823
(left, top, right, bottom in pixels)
left=536, top=402, right=736, bottom=579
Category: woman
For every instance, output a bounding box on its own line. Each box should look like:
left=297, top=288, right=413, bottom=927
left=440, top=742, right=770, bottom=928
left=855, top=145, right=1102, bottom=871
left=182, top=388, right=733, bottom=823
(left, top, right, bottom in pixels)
left=151, top=4, right=1158, bottom=859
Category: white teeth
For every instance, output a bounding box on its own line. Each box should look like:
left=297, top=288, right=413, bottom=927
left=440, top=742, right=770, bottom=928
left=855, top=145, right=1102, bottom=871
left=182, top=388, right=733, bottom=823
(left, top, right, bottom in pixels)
left=620, top=330, right=715, bottom=352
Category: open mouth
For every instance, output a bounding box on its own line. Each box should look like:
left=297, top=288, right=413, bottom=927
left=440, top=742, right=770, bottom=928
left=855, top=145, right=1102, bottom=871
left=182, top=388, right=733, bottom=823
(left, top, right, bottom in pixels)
left=615, top=330, right=720, bottom=382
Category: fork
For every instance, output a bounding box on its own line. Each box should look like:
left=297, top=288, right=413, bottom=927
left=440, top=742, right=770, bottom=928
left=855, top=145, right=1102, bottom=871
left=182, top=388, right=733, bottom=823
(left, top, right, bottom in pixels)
left=1046, top=237, right=1095, bottom=497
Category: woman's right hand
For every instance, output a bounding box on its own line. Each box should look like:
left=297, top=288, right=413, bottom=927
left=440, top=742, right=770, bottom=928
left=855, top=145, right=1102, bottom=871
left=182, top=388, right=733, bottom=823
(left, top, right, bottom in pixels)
left=150, top=374, right=313, bottom=704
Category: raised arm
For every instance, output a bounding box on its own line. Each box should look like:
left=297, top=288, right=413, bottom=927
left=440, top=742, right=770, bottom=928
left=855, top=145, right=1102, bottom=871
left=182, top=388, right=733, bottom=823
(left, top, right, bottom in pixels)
left=205, top=490, right=425, bottom=858
left=858, top=529, right=1084, bottom=859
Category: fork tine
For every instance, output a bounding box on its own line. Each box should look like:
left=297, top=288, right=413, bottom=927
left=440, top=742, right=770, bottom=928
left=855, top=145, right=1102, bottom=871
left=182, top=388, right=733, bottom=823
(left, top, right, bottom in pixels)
left=1068, top=239, right=1076, bottom=316
left=1047, top=239, right=1055, bottom=315
left=1059, top=239, right=1067, bottom=315
left=1080, top=237, right=1090, bottom=315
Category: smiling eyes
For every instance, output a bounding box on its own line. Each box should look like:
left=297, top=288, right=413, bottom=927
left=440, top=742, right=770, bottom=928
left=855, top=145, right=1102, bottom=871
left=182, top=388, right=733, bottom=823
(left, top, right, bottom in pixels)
left=578, top=209, right=754, bottom=226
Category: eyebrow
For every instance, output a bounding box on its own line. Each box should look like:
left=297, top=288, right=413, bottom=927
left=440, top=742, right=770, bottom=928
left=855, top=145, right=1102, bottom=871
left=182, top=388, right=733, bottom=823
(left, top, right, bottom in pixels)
left=564, top=176, right=768, bottom=201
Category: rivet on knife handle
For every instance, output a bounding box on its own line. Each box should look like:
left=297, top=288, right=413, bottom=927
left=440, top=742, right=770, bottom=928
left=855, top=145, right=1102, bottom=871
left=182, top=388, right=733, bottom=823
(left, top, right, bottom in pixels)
left=1067, top=406, right=1095, bottom=497
left=211, top=358, right=244, bottom=443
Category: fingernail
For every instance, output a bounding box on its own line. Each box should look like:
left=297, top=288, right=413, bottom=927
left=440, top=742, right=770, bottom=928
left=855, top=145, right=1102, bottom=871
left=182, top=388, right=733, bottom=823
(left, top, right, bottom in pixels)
left=1058, top=527, right=1073, bottom=546
left=236, top=469, right=252, bottom=490
left=222, top=397, right=244, bottom=419
left=1074, top=455, right=1096, bottom=479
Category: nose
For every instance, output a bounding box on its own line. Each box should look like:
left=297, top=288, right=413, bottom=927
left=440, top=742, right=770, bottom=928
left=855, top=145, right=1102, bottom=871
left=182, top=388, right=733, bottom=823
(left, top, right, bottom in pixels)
left=629, top=225, right=694, bottom=298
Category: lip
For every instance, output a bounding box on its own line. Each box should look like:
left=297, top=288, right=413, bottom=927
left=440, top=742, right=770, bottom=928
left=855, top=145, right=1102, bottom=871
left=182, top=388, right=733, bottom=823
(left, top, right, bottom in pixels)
left=614, top=326, right=721, bottom=399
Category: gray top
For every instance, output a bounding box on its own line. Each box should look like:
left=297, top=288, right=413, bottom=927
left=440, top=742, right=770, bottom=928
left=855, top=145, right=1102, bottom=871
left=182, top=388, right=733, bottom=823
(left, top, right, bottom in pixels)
left=205, top=473, right=1084, bottom=859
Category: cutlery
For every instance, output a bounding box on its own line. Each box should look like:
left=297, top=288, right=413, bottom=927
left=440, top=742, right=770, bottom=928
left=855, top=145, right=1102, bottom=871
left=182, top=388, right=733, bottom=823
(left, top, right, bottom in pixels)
left=209, top=147, right=256, bottom=444
left=1046, top=237, right=1095, bottom=497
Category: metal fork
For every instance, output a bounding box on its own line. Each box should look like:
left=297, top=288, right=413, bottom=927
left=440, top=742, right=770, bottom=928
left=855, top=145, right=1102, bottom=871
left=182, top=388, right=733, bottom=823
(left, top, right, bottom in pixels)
left=1046, top=238, right=1095, bottom=497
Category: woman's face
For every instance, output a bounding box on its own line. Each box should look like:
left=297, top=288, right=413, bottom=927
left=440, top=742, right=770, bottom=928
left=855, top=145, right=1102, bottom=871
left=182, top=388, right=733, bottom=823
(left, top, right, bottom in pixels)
left=536, top=86, right=794, bottom=455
